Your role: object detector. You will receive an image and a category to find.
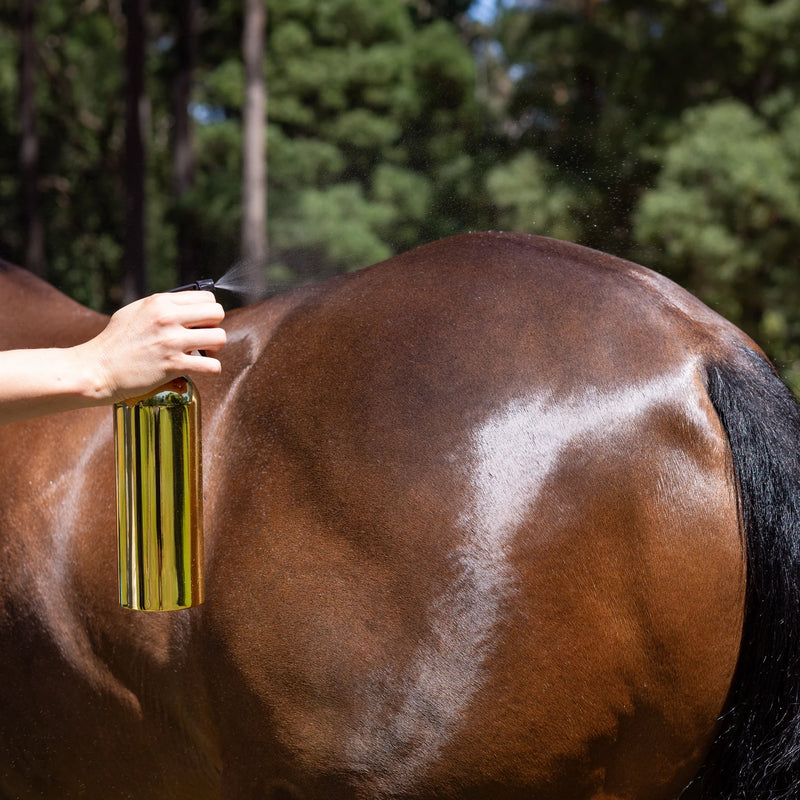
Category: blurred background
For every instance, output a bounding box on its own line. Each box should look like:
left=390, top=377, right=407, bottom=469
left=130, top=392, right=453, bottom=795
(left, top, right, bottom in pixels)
left=2, top=1, right=800, bottom=386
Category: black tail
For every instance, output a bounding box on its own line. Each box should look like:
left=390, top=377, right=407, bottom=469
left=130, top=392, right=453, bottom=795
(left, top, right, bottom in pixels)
left=690, top=345, right=800, bottom=799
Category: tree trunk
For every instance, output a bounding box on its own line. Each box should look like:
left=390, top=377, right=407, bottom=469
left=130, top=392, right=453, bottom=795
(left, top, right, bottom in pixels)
left=123, top=0, right=148, bottom=302
left=241, top=0, right=268, bottom=300
left=174, top=0, right=198, bottom=287
left=19, top=0, right=45, bottom=278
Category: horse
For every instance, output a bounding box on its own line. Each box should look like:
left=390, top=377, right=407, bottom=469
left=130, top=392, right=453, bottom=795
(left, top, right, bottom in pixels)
left=1, top=231, right=800, bottom=800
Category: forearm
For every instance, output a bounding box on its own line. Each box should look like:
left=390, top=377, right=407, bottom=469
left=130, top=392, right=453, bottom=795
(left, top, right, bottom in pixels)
left=0, top=344, right=108, bottom=424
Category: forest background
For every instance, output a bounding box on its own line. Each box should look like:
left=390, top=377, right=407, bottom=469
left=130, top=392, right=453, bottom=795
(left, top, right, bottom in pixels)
left=3, top=0, right=800, bottom=387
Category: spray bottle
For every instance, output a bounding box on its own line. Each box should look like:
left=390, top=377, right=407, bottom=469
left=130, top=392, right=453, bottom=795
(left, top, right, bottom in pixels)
left=113, top=279, right=215, bottom=611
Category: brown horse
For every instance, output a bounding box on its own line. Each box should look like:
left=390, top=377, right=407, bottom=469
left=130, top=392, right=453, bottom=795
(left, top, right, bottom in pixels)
left=1, top=232, right=799, bottom=799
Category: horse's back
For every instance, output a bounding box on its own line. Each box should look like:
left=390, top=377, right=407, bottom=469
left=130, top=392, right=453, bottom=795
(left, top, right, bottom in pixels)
left=200, top=233, right=747, bottom=799
left=0, top=258, right=106, bottom=347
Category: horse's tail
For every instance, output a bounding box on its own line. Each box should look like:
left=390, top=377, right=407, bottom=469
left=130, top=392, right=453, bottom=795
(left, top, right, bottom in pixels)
left=692, top=344, right=800, bottom=799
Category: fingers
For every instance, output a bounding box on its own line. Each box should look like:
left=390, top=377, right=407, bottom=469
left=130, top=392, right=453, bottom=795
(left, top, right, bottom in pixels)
left=155, top=291, right=225, bottom=329
left=181, top=325, right=227, bottom=354
left=149, top=292, right=227, bottom=378
left=181, top=352, right=223, bottom=375
left=167, top=292, right=227, bottom=353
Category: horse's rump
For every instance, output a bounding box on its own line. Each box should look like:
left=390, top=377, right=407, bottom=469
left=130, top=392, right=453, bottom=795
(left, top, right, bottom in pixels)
left=2, top=232, right=798, bottom=799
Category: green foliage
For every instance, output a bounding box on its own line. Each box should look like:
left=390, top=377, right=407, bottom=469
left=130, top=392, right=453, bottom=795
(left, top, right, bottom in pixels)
left=0, top=0, right=483, bottom=307
left=0, top=23, right=21, bottom=257
left=262, top=0, right=484, bottom=273
left=634, top=99, right=800, bottom=385
left=486, top=150, right=598, bottom=241
left=11, top=3, right=126, bottom=308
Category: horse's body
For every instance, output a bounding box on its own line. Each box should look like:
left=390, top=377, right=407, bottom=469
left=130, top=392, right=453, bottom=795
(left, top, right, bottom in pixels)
left=2, top=232, right=799, bottom=799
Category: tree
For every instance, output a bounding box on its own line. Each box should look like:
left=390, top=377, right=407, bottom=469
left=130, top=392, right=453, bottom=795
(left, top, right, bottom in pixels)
left=18, top=0, right=44, bottom=278
left=479, top=0, right=794, bottom=252
left=123, top=0, right=148, bottom=302
left=260, top=0, right=486, bottom=282
left=241, top=0, right=268, bottom=299
left=173, top=0, right=199, bottom=287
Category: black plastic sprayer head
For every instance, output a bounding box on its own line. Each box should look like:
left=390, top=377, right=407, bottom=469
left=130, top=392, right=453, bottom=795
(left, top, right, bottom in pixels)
left=169, top=278, right=215, bottom=293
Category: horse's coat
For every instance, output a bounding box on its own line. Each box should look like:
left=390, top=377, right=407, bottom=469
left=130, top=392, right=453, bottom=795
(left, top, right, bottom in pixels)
left=1, top=233, right=799, bottom=799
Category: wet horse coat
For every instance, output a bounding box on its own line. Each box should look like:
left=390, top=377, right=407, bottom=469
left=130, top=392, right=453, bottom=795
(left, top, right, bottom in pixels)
left=1, top=233, right=798, bottom=799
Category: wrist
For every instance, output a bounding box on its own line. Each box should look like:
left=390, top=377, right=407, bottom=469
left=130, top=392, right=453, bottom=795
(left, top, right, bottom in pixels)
left=66, top=342, right=114, bottom=405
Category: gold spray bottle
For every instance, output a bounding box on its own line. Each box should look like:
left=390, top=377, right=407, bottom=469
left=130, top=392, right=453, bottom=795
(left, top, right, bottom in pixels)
left=113, top=279, right=214, bottom=611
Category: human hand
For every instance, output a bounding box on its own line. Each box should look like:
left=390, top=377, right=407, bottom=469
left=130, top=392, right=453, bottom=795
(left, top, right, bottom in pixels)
left=78, top=290, right=227, bottom=403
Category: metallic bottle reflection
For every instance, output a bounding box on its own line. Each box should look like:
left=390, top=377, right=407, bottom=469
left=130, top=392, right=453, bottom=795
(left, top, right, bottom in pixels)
left=114, top=376, right=204, bottom=611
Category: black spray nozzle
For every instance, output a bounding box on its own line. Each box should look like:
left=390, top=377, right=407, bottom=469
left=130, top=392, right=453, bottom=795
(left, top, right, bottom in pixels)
left=169, top=278, right=215, bottom=293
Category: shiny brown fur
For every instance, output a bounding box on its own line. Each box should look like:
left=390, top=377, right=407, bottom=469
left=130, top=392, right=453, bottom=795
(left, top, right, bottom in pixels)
left=0, top=233, right=781, bottom=798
